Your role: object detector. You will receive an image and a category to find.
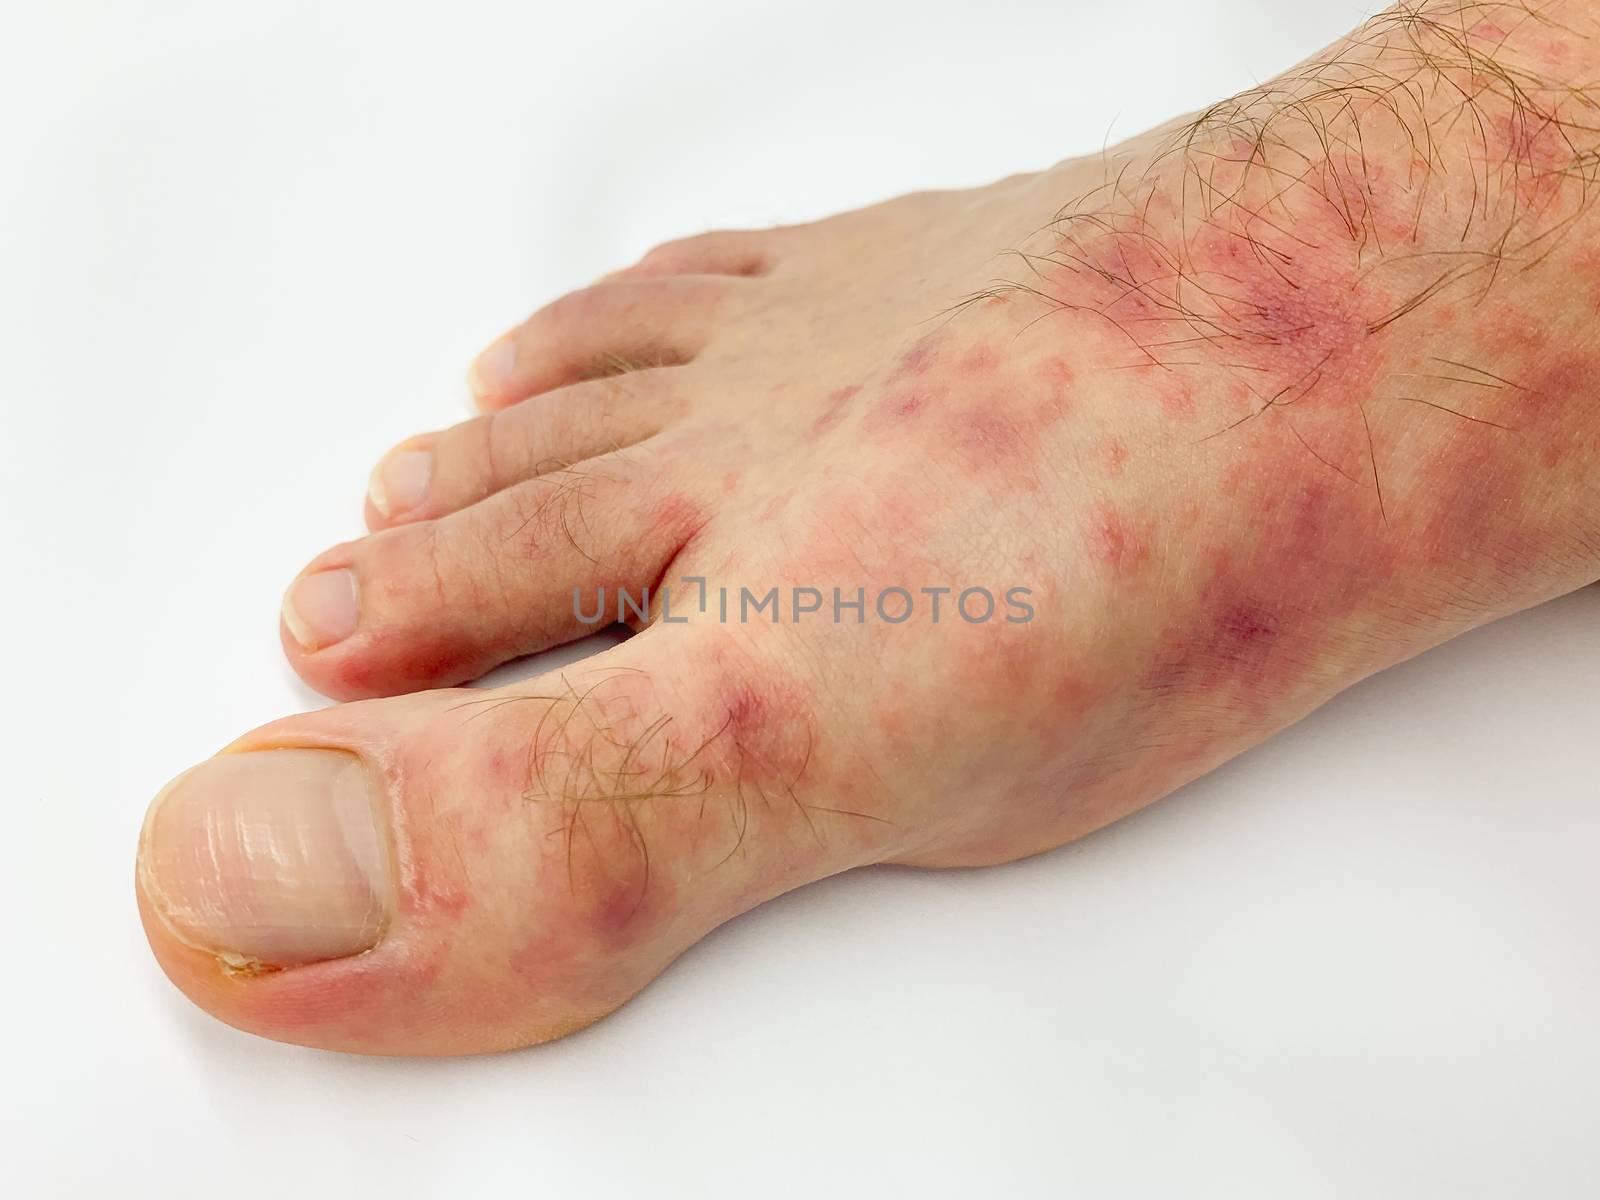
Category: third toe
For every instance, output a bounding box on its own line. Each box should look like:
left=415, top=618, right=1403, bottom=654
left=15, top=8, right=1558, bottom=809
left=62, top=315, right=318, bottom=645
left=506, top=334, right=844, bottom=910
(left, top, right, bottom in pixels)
left=366, top=373, right=688, bottom=529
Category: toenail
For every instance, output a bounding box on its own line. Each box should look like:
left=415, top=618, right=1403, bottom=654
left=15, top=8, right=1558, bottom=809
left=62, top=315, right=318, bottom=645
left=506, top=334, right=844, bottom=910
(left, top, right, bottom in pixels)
left=138, top=749, right=391, bottom=969
left=469, top=338, right=517, bottom=396
left=368, top=447, right=433, bottom=517
left=282, top=568, right=359, bottom=650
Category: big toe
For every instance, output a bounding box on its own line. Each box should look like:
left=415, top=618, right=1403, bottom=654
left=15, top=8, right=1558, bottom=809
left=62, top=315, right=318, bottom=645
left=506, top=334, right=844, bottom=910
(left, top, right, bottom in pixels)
left=135, top=635, right=891, bottom=1055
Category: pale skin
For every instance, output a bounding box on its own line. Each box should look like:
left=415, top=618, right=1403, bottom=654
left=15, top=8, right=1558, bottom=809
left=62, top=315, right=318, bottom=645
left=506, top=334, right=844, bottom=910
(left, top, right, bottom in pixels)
left=139, top=0, right=1600, bottom=1054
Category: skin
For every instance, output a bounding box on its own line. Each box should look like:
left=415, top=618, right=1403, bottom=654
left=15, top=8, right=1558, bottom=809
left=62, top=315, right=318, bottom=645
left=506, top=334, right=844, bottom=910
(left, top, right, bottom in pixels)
left=140, top=0, right=1600, bottom=1054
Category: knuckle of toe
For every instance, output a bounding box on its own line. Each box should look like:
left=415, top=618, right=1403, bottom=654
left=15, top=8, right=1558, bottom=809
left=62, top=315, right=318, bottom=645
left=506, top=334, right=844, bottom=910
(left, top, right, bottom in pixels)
left=476, top=407, right=515, bottom=490
left=512, top=681, right=695, bottom=949
left=542, top=284, right=615, bottom=330
left=639, top=235, right=700, bottom=265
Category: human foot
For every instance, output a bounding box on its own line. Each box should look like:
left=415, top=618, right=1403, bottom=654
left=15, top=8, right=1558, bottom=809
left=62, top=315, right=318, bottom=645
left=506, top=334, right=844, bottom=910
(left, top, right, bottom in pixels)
left=141, top=2, right=1600, bottom=1054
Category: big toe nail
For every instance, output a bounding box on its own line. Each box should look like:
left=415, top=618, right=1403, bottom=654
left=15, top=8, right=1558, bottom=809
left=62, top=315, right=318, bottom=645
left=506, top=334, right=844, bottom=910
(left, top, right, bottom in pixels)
left=137, top=749, right=391, bottom=969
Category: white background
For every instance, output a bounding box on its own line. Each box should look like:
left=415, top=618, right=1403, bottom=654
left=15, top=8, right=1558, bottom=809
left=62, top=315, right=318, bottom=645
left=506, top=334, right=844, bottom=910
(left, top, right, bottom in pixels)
left=5, top=1, right=1598, bottom=1195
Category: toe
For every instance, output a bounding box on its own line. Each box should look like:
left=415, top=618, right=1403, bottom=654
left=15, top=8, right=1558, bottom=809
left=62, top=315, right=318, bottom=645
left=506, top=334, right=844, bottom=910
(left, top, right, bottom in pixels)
left=469, top=276, right=741, bottom=411
left=136, top=636, right=889, bottom=1054
left=285, top=447, right=708, bottom=699
left=366, top=373, right=687, bottom=529
left=613, top=229, right=778, bottom=280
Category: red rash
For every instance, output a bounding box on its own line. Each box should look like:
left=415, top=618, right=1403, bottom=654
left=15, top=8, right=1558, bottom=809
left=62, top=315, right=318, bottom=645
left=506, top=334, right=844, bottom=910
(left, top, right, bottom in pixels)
left=1044, top=185, right=1400, bottom=432
left=808, top=385, right=861, bottom=441
left=1138, top=332, right=1586, bottom=720
left=895, top=393, right=928, bottom=419
left=688, top=642, right=820, bottom=790
left=721, top=682, right=769, bottom=748
left=864, top=336, right=1082, bottom=465
left=1084, top=505, right=1149, bottom=578
left=863, top=387, right=931, bottom=432
left=404, top=852, right=472, bottom=921
left=1139, top=471, right=1371, bottom=716
left=959, top=342, right=999, bottom=374
left=1033, top=355, right=1076, bottom=422
left=888, top=334, right=941, bottom=382
left=1100, top=438, right=1130, bottom=475
left=947, top=408, right=1028, bottom=471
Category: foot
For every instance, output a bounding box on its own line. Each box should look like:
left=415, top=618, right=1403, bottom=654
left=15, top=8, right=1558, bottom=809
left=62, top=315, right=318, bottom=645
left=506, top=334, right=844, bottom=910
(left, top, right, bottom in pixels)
left=140, top=3, right=1600, bottom=1054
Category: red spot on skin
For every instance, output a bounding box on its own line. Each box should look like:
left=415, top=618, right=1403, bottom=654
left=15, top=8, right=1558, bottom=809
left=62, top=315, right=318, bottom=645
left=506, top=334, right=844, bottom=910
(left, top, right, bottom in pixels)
left=808, top=385, right=860, bottom=441
left=959, top=342, right=998, bottom=374
left=1215, top=600, right=1281, bottom=645
left=507, top=819, right=672, bottom=966
left=1482, top=310, right=1551, bottom=359
left=1571, top=246, right=1600, bottom=278
left=1567, top=263, right=1600, bottom=319
left=1085, top=505, right=1148, bottom=577
left=412, top=874, right=472, bottom=919
left=877, top=340, right=1073, bottom=466
left=721, top=683, right=768, bottom=746
left=783, top=469, right=937, bottom=583
left=948, top=617, right=1045, bottom=700
left=1219, top=462, right=1248, bottom=497
left=940, top=600, right=1123, bottom=755
left=1100, top=438, right=1130, bottom=475
left=1535, top=356, right=1589, bottom=408
left=1157, top=376, right=1197, bottom=420
left=1039, top=356, right=1075, bottom=386
left=874, top=699, right=910, bottom=741
left=1143, top=581, right=1294, bottom=709
left=888, top=335, right=941, bottom=382
left=722, top=470, right=742, bottom=493
left=864, top=388, right=931, bottom=433
left=1139, top=452, right=1385, bottom=715
left=895, top=393, right=927, bottom=419
left=1031, top=356, right=1077, bottom=424
left=1403, top=351, right=1590, bottom=569
left=587, top=868, right=665, bottom=944
left=677, top=640, right=823, bottom=788
left=945, top=408, right=1030, bottom=474
left=1048, top=674, right=1100, bottom=725
left=647, top=491, right=704, bottom=539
